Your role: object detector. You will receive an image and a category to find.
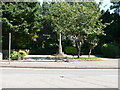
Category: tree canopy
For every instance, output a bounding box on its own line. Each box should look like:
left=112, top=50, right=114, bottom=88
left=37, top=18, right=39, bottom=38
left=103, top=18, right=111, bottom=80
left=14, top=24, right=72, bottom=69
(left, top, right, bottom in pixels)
left=2, top=1, right=120, bottom=58
left=2, top=2, right=42, bottom=49
left=45, top=2, right=107, bottom=57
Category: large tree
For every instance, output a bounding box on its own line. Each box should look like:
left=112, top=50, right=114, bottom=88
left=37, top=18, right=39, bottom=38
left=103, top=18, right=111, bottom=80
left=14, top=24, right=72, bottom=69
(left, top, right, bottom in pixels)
left=100, top=1, right=120, bottom=45
left=46, top=2, right=107, bottom=57
left=64, top=2, right=106, bottom=57
left=2, top=2, right=42, bottom=49
left=46, top=2, right=72, bottom=56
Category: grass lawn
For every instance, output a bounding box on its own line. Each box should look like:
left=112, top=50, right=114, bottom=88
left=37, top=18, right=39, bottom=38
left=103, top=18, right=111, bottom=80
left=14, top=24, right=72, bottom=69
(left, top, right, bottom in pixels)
left=66, top=57, right=100, bottom=61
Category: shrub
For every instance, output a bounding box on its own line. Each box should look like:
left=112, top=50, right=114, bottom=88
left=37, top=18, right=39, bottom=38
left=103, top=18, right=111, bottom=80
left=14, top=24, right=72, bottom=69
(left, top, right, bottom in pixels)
left=10, top=50, right=27, bottom=60
left=19, top=50, right=27, bottom=60
left=10, top=50, right=20, bottom=60
left=65, top=46, right=77, bottom=55
left=30, top=48, right=57, bottom=55
left=101, top=43, right=119, bottom=58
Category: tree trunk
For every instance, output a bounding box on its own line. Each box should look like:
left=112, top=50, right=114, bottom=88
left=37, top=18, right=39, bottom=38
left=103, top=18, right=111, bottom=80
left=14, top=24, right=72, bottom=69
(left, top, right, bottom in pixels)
left=55, top=32, right=65, bottom=58
left=88, top=49, right=92, bottom=58
left=77, top=42, right=82, bottom=58
left=58, top=32, right=63, bottom=55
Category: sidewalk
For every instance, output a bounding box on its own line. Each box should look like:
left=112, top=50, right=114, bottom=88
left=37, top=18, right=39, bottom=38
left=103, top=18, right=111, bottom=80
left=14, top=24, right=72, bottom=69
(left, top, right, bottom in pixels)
left=0, top=55, right=119, bottom=69
left=0, top=59, right=119, bottom=69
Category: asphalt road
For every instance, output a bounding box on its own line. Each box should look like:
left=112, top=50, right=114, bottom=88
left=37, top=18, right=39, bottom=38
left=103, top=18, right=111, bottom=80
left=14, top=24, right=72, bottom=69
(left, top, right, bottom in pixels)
left=1, top=68, right=118, bottom=88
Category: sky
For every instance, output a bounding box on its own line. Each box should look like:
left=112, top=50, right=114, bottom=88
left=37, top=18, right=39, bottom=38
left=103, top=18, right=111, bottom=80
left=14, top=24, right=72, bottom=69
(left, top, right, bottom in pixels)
left=96, top=0, right=113, bottom=12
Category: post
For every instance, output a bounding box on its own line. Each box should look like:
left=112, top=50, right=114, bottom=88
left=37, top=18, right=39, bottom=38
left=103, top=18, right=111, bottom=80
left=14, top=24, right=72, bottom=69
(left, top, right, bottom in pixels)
left=9, top=33, right=11, bottom=64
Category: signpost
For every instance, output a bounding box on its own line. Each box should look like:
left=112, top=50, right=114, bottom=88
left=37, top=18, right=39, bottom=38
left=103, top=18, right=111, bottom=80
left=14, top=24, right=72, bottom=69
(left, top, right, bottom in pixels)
left=9, top=33, right=11, bottom=64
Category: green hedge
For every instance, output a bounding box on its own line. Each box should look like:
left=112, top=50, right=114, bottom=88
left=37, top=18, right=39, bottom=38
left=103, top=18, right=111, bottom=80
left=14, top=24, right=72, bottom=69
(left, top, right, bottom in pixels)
left=29, top=48, right=57, bottom=55
left=64, top=46, right=77, bottom=55
left=101, top=43, right=120, bottom=58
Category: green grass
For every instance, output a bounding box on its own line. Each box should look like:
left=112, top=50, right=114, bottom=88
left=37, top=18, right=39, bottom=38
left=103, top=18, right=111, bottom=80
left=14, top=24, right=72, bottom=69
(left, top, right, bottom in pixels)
left=67, top=57, right=99, bottom=60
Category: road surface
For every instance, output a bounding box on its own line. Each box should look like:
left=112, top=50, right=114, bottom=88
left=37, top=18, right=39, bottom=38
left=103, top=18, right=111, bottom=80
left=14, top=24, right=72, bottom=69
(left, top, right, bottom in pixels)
left=1, top=68, right=118, bottom=88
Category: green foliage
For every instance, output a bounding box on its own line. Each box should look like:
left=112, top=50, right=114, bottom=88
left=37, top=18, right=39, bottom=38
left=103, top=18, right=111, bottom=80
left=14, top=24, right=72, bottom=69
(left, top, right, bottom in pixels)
left=10, top=50, right=27, bottom=60
left=19, top=50, right=27, bottom=56
left=2, top=2, right=42, bottom=49
left=30, top=48, right=57, bottom=55
left=46, top=2, right=107, bottom=57
left=110, top=1, right=120, bottom=15
left=64, top=2, right=106, bottom=36
left=100, top=10, right=120, bottom=45
left=95, top=5, right=120, bottom=56
left=65, top=46, right=77, bottom=55
left=19, top=50, right=27, bottom=60
left=87, top=35, right=99, bottom=49
left=46, top=2, right=71, bottom=33
left=101, top=43, right=120, bottom=58
left=10, top=50, right=20, bottom=60
left=2, top=1, right=118, bottom=57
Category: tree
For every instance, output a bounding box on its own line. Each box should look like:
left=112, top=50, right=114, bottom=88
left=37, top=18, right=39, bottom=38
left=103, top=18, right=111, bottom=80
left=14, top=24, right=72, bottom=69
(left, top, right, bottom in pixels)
left=110, top=1, right=120, bottom=15
left=2, top=2, right=42, bottom=49
left=64, top=2, right=106, bottom=58
left=45, top=2, right=107, bottom=57
left=87, top=35, right=99, bottom=57
left=46, top=2, right=72, bottom=56
left=100, top=1, right=120, bottom=45
left=110, top=1, right=120, bottom=44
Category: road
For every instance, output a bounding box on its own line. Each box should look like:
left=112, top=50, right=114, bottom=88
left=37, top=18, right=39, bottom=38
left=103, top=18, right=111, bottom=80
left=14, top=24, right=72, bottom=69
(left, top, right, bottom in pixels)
left=1, top=68, right=118, bottom=88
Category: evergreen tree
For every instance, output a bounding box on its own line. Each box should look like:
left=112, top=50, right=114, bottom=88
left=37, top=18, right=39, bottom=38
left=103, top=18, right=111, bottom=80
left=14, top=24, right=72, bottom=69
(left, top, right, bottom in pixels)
left=2, top=2, right=42, bottom=49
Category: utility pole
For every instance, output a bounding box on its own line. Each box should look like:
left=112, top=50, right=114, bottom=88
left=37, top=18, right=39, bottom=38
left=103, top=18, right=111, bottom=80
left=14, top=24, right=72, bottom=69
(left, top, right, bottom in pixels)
left=8, top=32, right=11, bottom=64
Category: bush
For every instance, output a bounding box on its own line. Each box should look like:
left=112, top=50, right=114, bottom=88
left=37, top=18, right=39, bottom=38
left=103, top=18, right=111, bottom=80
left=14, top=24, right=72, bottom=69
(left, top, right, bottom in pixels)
left=10, top=50, right=27, bottom=60
left=65, top=46, right=77, bottom=55
left=101, top=43, right=120, bottom=58
left=10, top=51, right=20, bottom=60
left=19, top=50, right=27, bottom=60
left=30, top=48, right=57, bottom=55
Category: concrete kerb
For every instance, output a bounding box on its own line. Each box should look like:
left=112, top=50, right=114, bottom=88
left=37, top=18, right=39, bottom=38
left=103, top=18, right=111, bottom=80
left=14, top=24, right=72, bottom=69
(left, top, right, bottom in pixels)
left=0, top=66, right=119, bottom=69
left=0, top=60, right=119, bottom=69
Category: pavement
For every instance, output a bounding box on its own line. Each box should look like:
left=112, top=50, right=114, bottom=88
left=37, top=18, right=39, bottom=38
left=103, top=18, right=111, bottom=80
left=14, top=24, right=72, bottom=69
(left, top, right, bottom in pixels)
left=0, top=59, right=119, bottom=69
left=0, top=55, right=119, bottom=69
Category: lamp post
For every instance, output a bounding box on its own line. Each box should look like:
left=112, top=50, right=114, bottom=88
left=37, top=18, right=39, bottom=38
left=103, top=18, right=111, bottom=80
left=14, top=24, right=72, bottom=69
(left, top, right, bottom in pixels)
left=8, top=32, right=11, bottom=64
